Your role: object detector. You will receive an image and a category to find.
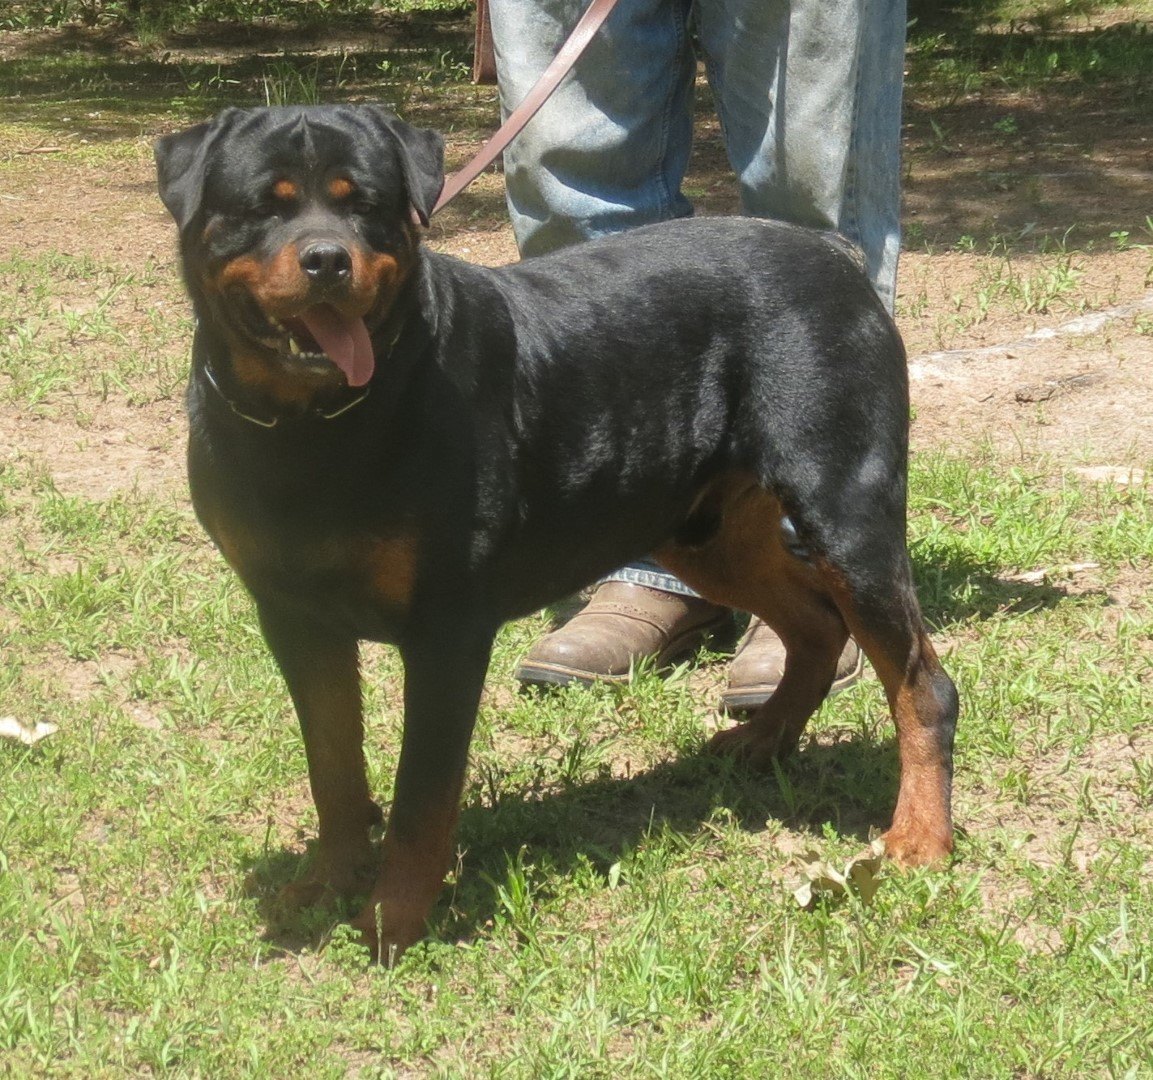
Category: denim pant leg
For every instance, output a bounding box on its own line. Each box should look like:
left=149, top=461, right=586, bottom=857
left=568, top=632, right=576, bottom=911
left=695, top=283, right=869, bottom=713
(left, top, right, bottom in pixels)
left=490, top=0, right=905, bottom=302
left=696, top=0, right=906, bottom=312
left=489, top=0, right=696, bottom=256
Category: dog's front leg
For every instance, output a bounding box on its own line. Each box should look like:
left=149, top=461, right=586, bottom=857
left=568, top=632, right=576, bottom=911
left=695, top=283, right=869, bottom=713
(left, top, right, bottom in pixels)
left=352, top=617, right=495, bottom=962
left=257, top=605, right=381, bottom=904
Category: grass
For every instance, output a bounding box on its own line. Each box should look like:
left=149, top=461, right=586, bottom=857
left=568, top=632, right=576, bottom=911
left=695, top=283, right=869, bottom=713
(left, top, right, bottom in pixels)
left=0, top=1, right=471, bottom=34
left=0, top=251, right=188, bottom=408
left=2, top=455, right=1151, bottom=1074
left=2, top=0, right=1153, bottom=1075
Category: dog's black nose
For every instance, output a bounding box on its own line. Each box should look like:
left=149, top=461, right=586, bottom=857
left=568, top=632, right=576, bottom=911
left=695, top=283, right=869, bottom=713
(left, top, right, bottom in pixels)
left=299, top=241, right=352, bottom=285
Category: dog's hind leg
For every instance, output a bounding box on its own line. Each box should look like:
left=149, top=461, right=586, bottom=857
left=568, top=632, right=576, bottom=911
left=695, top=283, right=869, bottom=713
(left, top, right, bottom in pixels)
left=655, top=474, right=850, bottom=764
left=820, top=564, right=958, bottom=866
left=656, top=471, right=957, bottom=867
left=709, top=601, right=849, bottom=765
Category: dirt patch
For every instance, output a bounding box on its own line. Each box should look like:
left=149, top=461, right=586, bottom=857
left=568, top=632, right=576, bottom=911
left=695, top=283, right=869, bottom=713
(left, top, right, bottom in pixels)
left=4, top=151, right=1150, bottom=503
left=0, top=398, right=186, bottom=499
left=909, top=294, right=1153, bottom=462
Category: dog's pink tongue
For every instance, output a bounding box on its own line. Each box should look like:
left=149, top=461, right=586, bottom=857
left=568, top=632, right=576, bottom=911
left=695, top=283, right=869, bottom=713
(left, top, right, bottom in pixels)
left=299, top=306, right=375, bottom=387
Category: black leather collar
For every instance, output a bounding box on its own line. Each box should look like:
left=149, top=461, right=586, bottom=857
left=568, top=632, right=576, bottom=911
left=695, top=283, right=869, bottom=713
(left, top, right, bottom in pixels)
left=199, top=359, right=372, bottom=428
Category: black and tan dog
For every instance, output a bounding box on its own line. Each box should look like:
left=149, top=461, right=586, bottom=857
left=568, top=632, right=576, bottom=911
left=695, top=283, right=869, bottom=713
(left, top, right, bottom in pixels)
left=155, top=104, right=957, bottom=959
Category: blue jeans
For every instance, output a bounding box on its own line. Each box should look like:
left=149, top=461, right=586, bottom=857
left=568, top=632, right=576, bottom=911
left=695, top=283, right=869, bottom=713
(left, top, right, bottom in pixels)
left=490, top=0, right=906, bottom=595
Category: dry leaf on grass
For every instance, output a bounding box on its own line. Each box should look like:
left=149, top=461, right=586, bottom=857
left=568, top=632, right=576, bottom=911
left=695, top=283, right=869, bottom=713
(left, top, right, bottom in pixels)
left=792, top=839, right=885, bottom=910
left=0, top=716, right=59, bottom=746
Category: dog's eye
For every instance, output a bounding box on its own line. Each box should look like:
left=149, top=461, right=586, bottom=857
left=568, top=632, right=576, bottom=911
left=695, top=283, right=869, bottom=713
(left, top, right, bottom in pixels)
left=246, top=201, right=281, bottom=221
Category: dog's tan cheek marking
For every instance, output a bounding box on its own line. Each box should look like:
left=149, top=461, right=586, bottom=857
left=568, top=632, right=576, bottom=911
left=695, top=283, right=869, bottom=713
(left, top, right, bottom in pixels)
left=211, top=328, right=323, bottom=409
left=205, top=254, right=259, bottom=296
left=345, top=250, right=407, bottom=318
left=239, top=346, right=326, bottom=407
left=213, top=245, right=309, bottom=312
left=228, top=345, right=277, bottom=397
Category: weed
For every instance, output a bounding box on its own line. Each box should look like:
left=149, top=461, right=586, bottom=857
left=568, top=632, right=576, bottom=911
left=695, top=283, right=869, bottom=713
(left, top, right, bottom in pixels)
left=262, top=55, right=351, bottom=107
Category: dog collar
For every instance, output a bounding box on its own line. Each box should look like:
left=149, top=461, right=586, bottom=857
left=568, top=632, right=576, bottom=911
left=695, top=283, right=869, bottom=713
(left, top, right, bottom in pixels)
left=199, top=360, right=372, bottom=427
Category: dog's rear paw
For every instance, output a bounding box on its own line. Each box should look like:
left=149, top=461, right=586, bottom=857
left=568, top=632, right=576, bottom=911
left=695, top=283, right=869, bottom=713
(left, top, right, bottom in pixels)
left=881, top=822, right=953, bottom=868
left=706, top=719, right=794, bottom=769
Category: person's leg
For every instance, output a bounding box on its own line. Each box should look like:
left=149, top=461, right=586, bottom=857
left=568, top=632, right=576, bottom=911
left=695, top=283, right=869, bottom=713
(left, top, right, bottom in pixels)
left=696, top=0, right=906, bottom=311
left=695, top=0, right=907, bottom=708
left=491, top=0, right=732, bottom=687
left=490, top=0, right=696, bottom=256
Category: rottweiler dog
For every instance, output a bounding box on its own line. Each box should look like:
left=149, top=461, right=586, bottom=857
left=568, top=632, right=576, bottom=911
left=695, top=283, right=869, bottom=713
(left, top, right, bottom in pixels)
left=155, top=104, right=957, bottom=960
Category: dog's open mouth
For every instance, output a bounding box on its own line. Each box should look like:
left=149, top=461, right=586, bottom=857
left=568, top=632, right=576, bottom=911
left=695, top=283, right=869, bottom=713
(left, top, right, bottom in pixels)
left=264, top=305, right=376, bottom=388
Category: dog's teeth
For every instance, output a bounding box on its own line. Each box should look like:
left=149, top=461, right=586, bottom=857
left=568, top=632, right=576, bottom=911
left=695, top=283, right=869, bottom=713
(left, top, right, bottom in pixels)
left=288, top=338, right=302, bottom=356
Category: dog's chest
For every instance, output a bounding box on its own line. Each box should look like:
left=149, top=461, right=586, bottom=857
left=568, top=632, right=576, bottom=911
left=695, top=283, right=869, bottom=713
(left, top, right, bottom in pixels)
left=201, top=503, right=417, bottom=624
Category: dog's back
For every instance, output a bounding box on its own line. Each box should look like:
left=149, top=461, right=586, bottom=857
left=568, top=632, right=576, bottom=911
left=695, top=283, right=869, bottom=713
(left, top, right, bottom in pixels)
left=410, top=217, right=909, bottom=611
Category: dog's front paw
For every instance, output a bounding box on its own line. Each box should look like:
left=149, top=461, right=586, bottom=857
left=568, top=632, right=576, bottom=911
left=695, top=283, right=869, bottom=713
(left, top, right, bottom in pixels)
left=350, top=898, right=428, bottom=966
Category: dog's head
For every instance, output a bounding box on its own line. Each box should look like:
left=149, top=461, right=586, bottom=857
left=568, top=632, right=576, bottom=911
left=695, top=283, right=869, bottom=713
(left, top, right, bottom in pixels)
left=156, top=105, right=443, bottom=396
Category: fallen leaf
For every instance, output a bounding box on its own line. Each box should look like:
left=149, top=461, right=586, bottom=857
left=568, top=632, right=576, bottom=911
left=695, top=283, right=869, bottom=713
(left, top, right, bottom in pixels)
left=0, top=716, right=59, bottom=746
left=846, top=853, right=884, bottom=905
left=792, top=840, right=885, bottom=910
left=1004, top=561, right=1100, bottom=585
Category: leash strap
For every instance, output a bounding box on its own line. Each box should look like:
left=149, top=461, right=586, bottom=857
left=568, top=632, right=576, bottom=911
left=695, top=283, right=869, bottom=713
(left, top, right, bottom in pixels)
left=431, top=0, right=619, bottom=216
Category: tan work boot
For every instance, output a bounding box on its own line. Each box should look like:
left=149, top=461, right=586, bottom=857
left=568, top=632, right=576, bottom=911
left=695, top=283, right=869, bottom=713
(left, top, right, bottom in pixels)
left=720, top=618, right=863, bottom=713
left=515, top=581, right=732, bottom=688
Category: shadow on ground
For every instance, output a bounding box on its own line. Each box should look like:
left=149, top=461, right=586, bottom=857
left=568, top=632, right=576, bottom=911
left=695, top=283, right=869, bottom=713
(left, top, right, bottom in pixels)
left=242, top=733, right=903, bottom=953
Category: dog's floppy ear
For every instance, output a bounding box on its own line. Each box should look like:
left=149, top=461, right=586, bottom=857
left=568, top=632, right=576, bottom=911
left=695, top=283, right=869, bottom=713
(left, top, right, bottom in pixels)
left=155, top=110, right=235, bottom=231
left=371, top=109, right=445, bottom=227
